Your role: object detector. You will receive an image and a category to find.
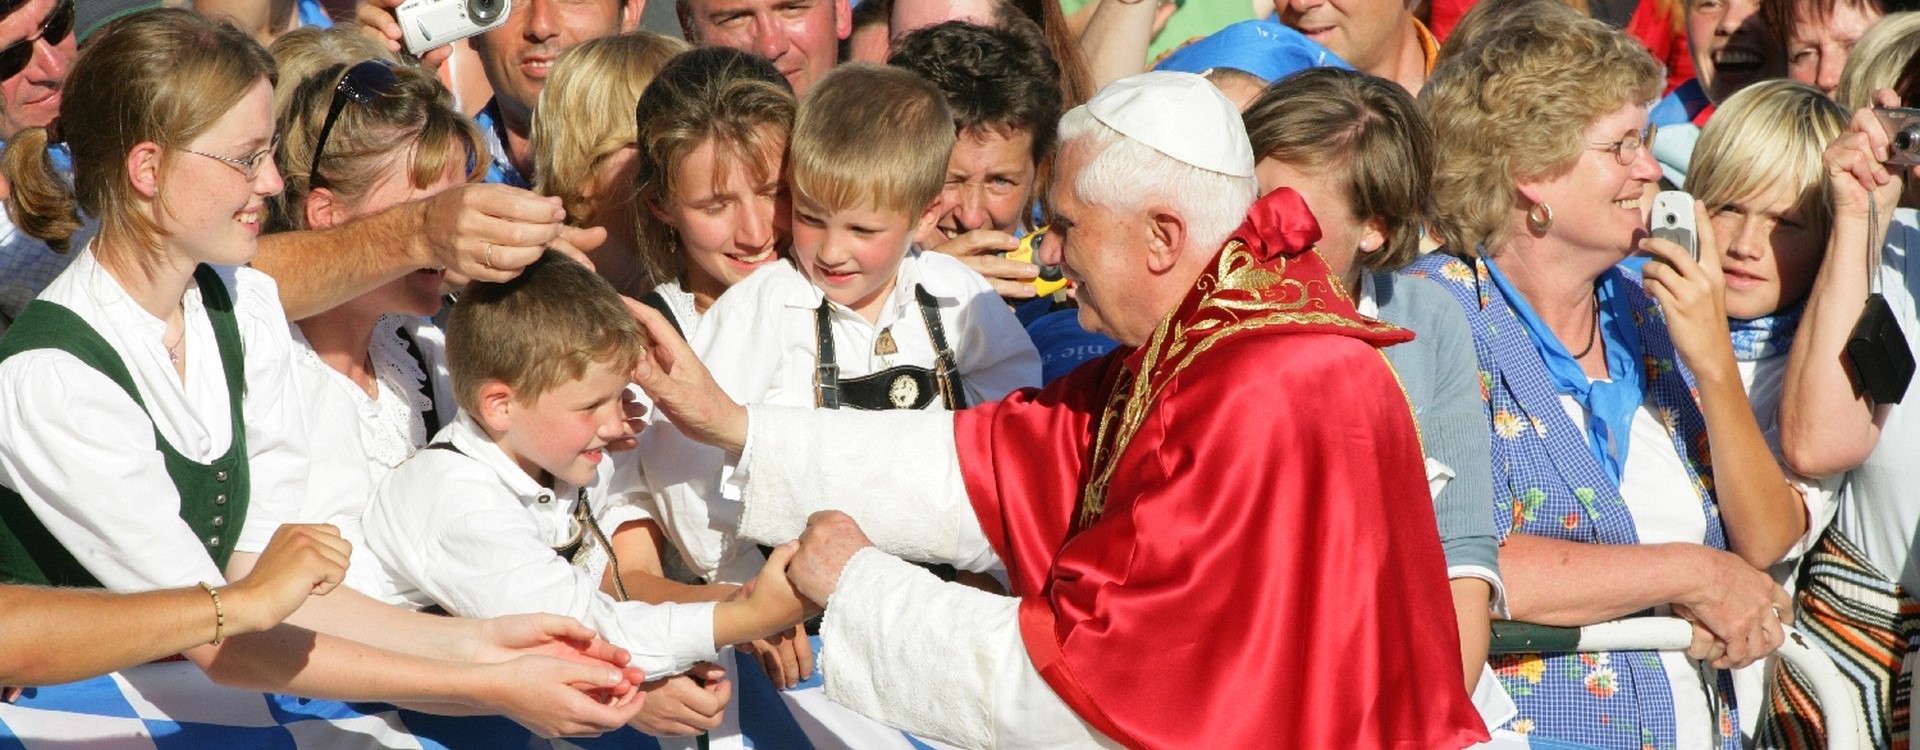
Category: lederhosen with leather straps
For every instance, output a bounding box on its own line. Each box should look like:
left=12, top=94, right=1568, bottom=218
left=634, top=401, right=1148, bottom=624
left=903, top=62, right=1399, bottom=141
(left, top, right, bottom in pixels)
left=813, top=286, right=967, bottom=412
left=0, top=265, right=250, bottom=586
left=807, top=285, right=973, bottom=586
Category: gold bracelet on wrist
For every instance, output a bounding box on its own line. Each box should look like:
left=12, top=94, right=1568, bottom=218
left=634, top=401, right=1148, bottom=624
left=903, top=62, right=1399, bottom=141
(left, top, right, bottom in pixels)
left=197, top=581, right=226, bottom=646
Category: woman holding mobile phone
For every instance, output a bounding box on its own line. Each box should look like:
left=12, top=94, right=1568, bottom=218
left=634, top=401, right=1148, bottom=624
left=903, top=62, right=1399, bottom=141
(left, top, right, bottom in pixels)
left=1405, top=11, right=1806, bottom=747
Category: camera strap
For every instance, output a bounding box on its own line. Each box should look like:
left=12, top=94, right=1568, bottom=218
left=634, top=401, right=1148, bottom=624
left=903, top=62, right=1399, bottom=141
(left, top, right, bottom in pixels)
left=1871, top=199, right=1885, bottom=296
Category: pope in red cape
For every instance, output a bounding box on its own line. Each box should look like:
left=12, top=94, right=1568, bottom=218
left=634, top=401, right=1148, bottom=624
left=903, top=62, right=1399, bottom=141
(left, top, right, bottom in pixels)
left=957, top=187, right=1485, bottom=749
left=627, top=71, right=1487, bottom=750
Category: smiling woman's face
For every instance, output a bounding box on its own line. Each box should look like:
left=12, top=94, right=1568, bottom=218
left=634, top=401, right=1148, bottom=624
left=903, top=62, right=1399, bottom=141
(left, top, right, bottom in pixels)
left=1689, top=0, right=1787, bottom=103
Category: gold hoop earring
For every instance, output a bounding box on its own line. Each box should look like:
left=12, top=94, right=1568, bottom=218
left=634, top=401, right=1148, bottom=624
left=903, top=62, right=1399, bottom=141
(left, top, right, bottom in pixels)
left=1527, top=202, right=1555, bottom=234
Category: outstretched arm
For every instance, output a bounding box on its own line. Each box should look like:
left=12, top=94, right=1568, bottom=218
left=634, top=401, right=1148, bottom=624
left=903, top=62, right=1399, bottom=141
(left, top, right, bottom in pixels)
left=0, top=523, right=348, bottom=685
left=255, top=184, right=598, bottom=320
left=625, top=301, right=996, bottom=568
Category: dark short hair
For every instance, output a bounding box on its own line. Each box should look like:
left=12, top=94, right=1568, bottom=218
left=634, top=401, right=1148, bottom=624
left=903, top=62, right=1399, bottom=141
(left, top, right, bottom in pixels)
left=889, top=19, right=1061, bottom=169
left=1244, top=68, right=1434, bottom=271
left=1763, top=0, right=1896, bottom=47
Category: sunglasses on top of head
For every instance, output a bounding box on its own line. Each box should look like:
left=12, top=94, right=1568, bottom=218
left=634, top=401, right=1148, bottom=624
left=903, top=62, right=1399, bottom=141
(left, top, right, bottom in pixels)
left=309, top=59, right=400, bottom=187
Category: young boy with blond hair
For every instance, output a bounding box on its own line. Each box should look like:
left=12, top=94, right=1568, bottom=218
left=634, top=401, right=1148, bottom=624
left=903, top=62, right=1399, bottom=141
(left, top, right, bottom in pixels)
left=361, top=251, right=811, bottom=688
left=641, top=63, right=1041, bottom=593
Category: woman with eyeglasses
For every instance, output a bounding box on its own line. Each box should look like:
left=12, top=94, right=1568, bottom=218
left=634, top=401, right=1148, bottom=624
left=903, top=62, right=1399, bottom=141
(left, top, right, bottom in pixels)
left=0, top=9, right=652, bottom=737
left=1405, top=12, right=1798, bottom=749
left=267, top=49, right=474, bottom=596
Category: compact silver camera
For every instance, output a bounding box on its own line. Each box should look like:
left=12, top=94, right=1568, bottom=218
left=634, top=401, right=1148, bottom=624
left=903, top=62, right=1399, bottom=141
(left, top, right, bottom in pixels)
left=397, top=0, right=508, bottom=55
left=1875, top=107, right=1920, bottom=167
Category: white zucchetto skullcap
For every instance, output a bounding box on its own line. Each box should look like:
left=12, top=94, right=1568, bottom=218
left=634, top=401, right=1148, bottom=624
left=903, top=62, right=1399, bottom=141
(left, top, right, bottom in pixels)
left=1085, top=71, right=1255, bottom=178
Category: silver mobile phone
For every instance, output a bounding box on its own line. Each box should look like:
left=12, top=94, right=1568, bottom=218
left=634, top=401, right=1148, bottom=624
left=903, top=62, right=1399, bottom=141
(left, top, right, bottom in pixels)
left=1649, top=190, right=1698, bottom=262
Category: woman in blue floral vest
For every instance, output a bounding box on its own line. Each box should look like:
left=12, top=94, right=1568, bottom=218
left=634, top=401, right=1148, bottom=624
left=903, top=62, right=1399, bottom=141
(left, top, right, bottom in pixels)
left=1406, top=9, right=1808, bottom=750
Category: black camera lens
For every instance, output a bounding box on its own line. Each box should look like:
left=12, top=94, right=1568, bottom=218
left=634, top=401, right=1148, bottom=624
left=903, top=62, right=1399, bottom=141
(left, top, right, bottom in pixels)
left=1898, top=126, right=1920, bottom=154
left=469, top=0, right=503, bottom=23
left=1038, top=264, right=1065, bottom=282
left=1663, top=212, right=1678, bottom=226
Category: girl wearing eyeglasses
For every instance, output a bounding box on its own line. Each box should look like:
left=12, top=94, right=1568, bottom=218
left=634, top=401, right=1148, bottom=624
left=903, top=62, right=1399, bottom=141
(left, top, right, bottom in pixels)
left=0, top=9, right=651, bottom=738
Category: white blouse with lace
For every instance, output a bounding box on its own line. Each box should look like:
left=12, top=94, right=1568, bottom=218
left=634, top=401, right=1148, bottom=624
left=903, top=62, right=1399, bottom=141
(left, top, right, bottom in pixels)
left=290, top=313, right=454, bottom=592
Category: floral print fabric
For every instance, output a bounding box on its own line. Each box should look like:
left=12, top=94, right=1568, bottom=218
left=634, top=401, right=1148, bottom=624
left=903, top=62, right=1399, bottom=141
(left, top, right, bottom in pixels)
left=1405, top=254, right=1738, bottom=750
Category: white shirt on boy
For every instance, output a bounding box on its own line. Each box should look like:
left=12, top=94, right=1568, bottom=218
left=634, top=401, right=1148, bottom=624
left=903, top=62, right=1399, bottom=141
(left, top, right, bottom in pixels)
left=635, top=251, right=1041, bottom=585
left=361, top=413, right=718, bottom=678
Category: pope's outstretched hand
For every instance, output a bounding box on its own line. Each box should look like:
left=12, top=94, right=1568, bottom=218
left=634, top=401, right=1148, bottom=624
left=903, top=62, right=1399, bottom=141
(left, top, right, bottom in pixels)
left=623, top=300, right=750, bottom=454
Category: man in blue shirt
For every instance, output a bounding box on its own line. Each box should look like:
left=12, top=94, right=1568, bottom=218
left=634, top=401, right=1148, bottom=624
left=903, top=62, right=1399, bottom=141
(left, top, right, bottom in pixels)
left=467, top=0, right=643, bottom=187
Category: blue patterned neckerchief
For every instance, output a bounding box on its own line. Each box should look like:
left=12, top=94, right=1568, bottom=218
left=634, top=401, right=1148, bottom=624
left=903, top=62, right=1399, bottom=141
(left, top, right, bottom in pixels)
left=1483, top=256, right=1646, bottom=485
left=1728, top=305, right=1804, bottom=362
left=1403, top=253, right=1738, bottom=750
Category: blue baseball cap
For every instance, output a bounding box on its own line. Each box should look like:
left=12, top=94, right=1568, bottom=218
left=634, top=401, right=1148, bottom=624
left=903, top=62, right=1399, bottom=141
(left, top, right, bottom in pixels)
left=1153, top=17, right=1351, bottom=84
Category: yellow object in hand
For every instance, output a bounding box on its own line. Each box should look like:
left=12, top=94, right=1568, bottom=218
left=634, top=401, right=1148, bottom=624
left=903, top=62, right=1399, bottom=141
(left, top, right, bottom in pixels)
left=1007, top=227, right=1068, bottom=297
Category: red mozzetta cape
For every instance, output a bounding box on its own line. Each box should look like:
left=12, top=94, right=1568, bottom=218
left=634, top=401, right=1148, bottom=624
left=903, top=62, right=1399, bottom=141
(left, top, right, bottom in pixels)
left=955, top=189, right=1489, bottom=749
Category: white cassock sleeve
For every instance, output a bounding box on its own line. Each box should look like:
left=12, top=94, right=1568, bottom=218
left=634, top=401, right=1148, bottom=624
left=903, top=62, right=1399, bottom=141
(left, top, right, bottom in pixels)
left=734, top=405, right=994, bottom=570
left=734, top=406, right=1120, bottom=749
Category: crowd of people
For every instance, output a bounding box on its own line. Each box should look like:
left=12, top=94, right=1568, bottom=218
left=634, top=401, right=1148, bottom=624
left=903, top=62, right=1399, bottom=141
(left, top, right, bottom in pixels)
left=4, top=0, right=1920, bottom=748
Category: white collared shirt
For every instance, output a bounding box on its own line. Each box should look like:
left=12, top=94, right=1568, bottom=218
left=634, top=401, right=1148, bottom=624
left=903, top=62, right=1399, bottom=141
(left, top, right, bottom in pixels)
left=363, top=414, right=718, bottom=678
left=0, top=247, right=310, bottom=591
left=289, top=314, right=456, bottom=595
left=634, top=251, right=1041, bottom=584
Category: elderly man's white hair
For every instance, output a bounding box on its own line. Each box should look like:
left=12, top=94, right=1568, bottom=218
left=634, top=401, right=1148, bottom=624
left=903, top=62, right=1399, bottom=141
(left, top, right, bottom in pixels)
left=1056, top=106, right=1259, bottom=254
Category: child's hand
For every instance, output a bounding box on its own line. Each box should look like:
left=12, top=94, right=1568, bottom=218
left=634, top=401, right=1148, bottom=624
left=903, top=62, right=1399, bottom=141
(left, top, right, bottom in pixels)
left=737, top=622, right=814, bottom=689
left=749, top=543, right=818, bottom=631
left=630, top=663, right=731, bottom=736
left=603, top=388, right=648, bottom=453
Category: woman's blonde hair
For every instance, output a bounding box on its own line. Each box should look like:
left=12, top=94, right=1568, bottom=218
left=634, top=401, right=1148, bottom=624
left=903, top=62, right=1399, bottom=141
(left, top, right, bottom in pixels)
left=1421, top=11, right=1663, bottom=254
left=1835, top=11, right=1920, bottom=109
left=531, top=31, right=687, bottom=225
left=270, top=59, right=484, bottom=232
left=1689, top=80, right=1848, bottom=241
left=268, top=26, right=396, bottom=121
left=1, top=8, right=273, bottom=262
left=633, top=46, right=794, bottom=289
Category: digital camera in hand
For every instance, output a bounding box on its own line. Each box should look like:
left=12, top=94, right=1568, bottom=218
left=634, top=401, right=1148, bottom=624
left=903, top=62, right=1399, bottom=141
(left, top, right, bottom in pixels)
left=1874, top=108, right=1920, bottom=167
left=397, top=0, right=507, bottom=55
